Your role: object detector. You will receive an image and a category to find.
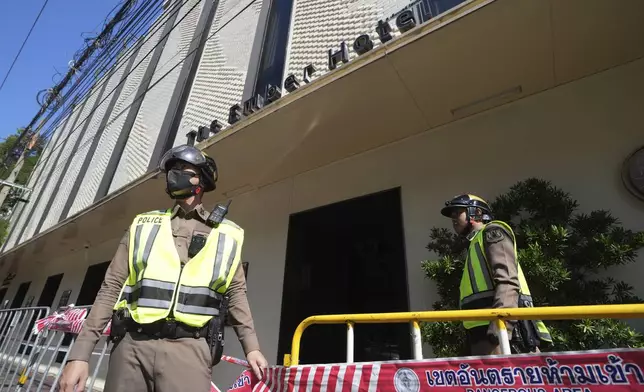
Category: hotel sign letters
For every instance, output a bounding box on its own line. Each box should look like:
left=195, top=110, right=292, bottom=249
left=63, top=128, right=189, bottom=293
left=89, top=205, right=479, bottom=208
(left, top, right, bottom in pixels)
left=218, top=0, right=450, bottom=127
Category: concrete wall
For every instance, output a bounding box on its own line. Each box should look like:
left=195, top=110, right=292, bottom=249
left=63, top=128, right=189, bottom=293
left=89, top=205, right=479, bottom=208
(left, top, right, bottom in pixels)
left=3, top=50, right=643, bottom=388
left=175, top=0, right=265, bottom=142
left=110, top=0, right=206, bottom=191
left=283, top=0, right=467, bottom=91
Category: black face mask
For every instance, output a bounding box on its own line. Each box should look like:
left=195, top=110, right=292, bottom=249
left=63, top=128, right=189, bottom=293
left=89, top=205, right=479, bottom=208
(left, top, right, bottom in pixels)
left=166, top=169, right=199, bottom=199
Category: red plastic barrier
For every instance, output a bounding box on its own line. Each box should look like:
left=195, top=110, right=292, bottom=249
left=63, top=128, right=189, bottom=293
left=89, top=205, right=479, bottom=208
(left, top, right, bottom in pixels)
left=226, top=349, right=644, bottom=392
left=226, top=369, right=255, bottom=391
left=33, top=306, right=112, bottom=335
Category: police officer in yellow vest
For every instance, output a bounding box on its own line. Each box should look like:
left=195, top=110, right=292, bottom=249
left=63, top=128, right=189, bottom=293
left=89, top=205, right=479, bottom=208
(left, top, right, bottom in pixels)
left=60, top=145, right=267, bottom=392
left=440, top=194, right=552, bottom=355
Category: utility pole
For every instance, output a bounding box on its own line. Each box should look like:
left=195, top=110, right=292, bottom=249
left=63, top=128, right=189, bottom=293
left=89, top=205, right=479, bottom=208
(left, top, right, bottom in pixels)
left=0, top=132, right=38, bottom=211
left=0, top=154, right=27, bottom=210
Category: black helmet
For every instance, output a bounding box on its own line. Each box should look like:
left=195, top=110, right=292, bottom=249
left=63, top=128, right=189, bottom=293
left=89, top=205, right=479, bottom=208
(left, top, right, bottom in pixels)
left=441, top=194, right=492, bottom=222
left=158, top=145, right=218, bottom=192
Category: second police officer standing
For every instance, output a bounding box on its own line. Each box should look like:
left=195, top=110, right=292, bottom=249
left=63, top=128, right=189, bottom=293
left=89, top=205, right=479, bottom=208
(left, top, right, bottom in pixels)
left=60, top=145, right=268, bottom=392
left=440, top=194, right=552, bottom=355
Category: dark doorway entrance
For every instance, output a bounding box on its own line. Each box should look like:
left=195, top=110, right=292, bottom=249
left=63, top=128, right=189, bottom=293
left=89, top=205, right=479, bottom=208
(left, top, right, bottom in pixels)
left=56, top=261, right=110, bottom=363
left=38, top=274, right=63, bottom=308
left=8, top=281, right=32, bottom=355
left=277, top=188, right=410, bottom=365
left=10, top=281, right=31, bottom=308
left=76, top=261, right=110, bottom=305
left=20, top=274, right=63, bottom=356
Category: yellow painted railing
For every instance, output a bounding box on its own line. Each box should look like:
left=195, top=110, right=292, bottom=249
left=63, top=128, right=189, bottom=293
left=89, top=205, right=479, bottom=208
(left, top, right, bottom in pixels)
left=285, top=303, right=644, bottom=366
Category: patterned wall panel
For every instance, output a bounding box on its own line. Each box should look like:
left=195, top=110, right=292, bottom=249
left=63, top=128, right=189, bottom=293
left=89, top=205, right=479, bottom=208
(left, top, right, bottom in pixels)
left=3, top=204, right=25, bottom=251
left=72, top=26, right=164, bottom=207
left=16, top=108, right=83, bottom=244
left=29, top=87, right=100, bottom=234
left=284, top=0, right=450, bottom=88
left=40, top=67, right=123, bottom=232
left=109, top=0, right=205, bottom=192
left=3, top=118, right=69, bottom=250
left=174, top=0, right=264, bottom=146
left=66, top=53, right=131, bottom=217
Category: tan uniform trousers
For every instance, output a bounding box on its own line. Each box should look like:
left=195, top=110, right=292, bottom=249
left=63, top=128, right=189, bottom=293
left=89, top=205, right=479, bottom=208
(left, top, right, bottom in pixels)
left=467, top=324, right=511, bottom=356
left=103, top=332, right=212, bottom=392
left=467, top=324, right=541, bottom=356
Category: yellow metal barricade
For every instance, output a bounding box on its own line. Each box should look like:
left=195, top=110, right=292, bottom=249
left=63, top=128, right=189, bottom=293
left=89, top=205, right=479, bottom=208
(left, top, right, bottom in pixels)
left=285, top=303, right=644, bottom=366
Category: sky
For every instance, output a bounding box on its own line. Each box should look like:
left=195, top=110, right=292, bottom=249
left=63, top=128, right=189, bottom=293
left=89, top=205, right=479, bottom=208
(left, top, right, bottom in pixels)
left=0, top=0, right=122, bottom=141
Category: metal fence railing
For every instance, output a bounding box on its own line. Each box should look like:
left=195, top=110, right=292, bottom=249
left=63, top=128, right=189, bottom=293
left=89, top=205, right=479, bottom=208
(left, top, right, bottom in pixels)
left=0, top=306, right=50, bottom=391
left=0, top=305, right=112, bottom=392
left=0, top=305, right=250, bottom=392
left=284, top=303, right=644, bottom=366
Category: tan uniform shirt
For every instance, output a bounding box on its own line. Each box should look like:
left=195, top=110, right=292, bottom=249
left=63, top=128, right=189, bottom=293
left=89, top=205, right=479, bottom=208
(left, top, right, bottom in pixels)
left=483, top=222, right=521, bottom=312
left=68, top=204, right=260, bottom=362
left=467, top=222, right=521, bottom=355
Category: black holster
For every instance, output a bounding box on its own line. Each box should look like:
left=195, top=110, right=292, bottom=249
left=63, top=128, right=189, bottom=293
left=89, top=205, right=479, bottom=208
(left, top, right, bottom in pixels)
left=207, top=295, right=229, bottom=367
left=510, top=294, right=544, bottom=353
left=109, top=308, right=130, bottom=342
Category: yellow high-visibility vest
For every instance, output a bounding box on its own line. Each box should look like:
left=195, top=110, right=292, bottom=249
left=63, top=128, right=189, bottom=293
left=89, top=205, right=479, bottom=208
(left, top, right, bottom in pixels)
left=459, top=220, right=551, bottom=342
left=113, top=209, right=243, bottom=327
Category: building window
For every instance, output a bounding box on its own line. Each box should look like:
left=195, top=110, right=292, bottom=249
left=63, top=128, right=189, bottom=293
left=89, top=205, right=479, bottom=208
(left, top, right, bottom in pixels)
left=253, top=0, right=294, bottom=97
left=428, top=0, right=466, bottom=15
left=403, top=0, right=468, bottom=24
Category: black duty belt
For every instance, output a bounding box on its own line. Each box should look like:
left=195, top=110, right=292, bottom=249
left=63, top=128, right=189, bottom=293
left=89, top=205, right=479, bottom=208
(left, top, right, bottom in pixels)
left=126, top=319, right=208, bottom=339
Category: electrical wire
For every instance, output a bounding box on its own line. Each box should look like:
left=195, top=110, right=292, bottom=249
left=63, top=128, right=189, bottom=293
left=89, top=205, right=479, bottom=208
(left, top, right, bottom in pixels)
left=33, top=0, right=177, bottom=143
left=4, top=0, right=196, bottom=241
left=75, top=0, right=132, bottom=63
left=34, top=0, right=259, bottom=179
left=0, top=0, right=138, bottom=170
left=33, top=0, right=137, bottom=145
left=31, top=0, right=164, bottom=144
left=0, top=0, right=50, bottom=94
left=9, top=0, right=259, bottom=248
left=29, top=0, right=136, bottom=124
left=17, top=0, right=180, bottom=184
left=7, top=14, right=152, bottom=168
left=21, top=0, right=168, bottom=163
left=29, top=0, right=200, bottom=167
left=1, top=0, right=139, bottom=166
left=26, top=17, right=174, bottom=167
left=35, top=0, right=161, bottom=129
left=1, top=0, right=156, bottom=242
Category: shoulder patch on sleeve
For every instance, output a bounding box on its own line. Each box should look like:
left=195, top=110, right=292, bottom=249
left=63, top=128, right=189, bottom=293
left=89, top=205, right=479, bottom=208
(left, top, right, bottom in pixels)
left=484, top=227, right=505, bottom=243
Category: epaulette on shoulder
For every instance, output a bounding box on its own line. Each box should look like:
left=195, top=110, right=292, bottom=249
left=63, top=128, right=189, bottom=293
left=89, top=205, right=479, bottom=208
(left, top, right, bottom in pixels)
left=221, top=218, right=242, bottom=230
left=484, top=221, right=514, bottom=240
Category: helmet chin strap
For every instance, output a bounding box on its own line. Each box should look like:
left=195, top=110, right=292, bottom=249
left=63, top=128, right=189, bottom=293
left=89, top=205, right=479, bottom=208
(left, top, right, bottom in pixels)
left=461, top=208, right=483, bottom=238
left=167, top=185, right=203, bottom=199
left=459, top=217, right=474, bottom=238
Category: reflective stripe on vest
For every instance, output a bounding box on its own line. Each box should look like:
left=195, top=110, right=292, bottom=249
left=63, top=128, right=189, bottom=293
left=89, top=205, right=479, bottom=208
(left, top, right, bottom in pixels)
left=114, top=210, right=243, bottom=327
left=459, top=221, right=552, bottom=343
